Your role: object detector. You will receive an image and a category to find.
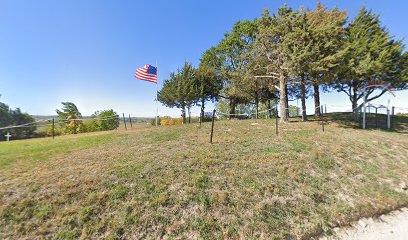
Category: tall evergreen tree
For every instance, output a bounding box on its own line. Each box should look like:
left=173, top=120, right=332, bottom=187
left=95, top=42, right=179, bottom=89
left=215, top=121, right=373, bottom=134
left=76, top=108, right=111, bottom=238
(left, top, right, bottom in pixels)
left=158, top=62, right=196, bottom=124
left=216, top=19, right=258, bottom=119
left=195, top=63, right=222, bottom=120
left=253, top=5, right=295, bottom=123
left=283, top=8, right=312, bottom=121
left=307, top=2, right=347, bottom=117
left=333, top=7, right=407, bottom=115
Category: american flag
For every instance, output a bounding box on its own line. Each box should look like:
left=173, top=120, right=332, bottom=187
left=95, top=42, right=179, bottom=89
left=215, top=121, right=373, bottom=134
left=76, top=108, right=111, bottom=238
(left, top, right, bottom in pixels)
left=134, top=64, right=158, bottom=83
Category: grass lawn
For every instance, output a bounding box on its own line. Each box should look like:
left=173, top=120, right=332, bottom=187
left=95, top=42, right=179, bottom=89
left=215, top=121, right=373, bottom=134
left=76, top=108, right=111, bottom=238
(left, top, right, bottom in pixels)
left=1, top=117, right=408, bottom=239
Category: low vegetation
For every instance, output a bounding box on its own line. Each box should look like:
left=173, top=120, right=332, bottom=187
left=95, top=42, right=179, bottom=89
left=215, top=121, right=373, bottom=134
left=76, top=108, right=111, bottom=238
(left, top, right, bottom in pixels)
left=1, top=115, right=408, bottom=239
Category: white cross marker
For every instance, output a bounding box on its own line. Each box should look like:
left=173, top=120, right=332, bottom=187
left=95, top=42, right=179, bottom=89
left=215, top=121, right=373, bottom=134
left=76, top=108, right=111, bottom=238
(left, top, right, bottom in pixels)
left=5, top=132, right=11, bottom=142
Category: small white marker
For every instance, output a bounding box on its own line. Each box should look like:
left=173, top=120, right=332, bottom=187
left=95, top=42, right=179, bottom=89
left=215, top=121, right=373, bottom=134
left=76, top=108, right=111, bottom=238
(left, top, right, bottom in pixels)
left=5, top=132, right=11, bottom=142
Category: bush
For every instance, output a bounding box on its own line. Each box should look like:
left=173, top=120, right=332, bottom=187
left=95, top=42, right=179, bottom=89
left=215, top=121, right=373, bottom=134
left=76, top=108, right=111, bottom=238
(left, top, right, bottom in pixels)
left=160, top=117, right=182, bottom=126
left=150, top=117, right=161, bottom=126
left=46, top=124, right=63, bottom=136
left=90, top=110, right=119, bottom=131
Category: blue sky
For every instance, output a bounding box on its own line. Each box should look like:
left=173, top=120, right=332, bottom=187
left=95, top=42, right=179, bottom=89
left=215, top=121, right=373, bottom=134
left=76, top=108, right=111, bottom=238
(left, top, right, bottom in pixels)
left=0, top=0, right=407, bottom=117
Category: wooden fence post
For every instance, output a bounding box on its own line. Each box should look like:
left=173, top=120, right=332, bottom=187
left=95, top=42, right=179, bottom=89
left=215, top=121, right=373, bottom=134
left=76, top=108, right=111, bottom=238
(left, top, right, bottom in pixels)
left=122, top=113, right=127, bottom=130
left=52, top=118, right=55, bottom=139
left=210, top=110, right=216, bottom=144
left=391, top=106, right=395, bottom=129
left=321, top=105, right=325, bottom=132
left=128, top=114, right=133, bottom=128
left=275, top=105, right=279, bottom=135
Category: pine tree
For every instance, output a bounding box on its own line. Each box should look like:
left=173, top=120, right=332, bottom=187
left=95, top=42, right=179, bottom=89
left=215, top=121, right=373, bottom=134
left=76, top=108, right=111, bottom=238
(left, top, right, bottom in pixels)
left=283, top=8, right=312, bottom=121
left=333, top=7, right=407, bottom=116
left=253, top=5, right=294, bottom=123
left=307, top=2, right=347, bottom=118
left=195, top=63, right=222, bottom=120
left=216, top=19, right=258, bottom=119
left=157, top=62, right=196, bottom=124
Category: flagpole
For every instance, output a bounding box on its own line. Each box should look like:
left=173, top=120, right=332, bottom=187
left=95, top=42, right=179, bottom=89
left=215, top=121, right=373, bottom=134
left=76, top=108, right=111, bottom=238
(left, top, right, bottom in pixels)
left=155, top=60, right=158, bottom=127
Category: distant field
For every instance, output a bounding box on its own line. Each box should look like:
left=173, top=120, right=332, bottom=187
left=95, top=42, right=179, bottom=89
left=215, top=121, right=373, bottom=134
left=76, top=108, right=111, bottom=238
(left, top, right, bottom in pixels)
left=28, top=115, right=153, bottom=136
left=1, top=116, right=408, bottom=239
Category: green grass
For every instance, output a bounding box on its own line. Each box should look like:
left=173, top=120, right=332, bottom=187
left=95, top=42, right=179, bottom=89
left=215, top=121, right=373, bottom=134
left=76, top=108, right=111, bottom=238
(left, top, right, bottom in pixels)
left=0, top=118, right=408, bottom=239
left=0, top=131, right=118, bottom=171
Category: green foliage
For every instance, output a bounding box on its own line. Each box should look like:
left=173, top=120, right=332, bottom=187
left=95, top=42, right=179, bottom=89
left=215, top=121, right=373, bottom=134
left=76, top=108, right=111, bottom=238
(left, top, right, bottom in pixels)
left=55, top=103, right=119, bottom=135
left=0, top=99, right=37, bottom=140
left=89, top=110, right=119, bottom=131
left=46, top=124, right=63, bottom=136
left=332, top=7, right=407, bottom=111
left=157, top=61, right=197, bottom=124
left=195, top=63, right=223, bottom=116
left=159, top=3, right=405, bottom=123
left=149, top=117, right=161, bottom=126
left=56, top=102, right=83, bottom=134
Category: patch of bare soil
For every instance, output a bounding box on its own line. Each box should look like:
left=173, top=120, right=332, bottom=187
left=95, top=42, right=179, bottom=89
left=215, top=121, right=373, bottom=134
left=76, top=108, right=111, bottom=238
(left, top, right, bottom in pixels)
left=319, top=208, right=408, bottom=240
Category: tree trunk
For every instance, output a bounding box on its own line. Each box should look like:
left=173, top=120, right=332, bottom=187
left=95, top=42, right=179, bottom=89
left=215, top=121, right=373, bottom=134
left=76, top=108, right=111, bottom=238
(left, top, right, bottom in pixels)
left=200, top=98, right=205, bottom=121
left=267, top=99, right=272, bottom=119
left=229, top=98, right=236, bottom=120
left=284, top=84, right=289, bottom=119
left=255, top=92, right=259, bottom=119
left=188, top=106, right=191, bottom=123
left=181, top=106, right=186, bottom=124
left=313, top=80, right=321, bottom=118
left=279, top=74, right=288, bottom=123
left=352, top=80, right=358, bottom=120
left=300, top=74, right=307, bottom=121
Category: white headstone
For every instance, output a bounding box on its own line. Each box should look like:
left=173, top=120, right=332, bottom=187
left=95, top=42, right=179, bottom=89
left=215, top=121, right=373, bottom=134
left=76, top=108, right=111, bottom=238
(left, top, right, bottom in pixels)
left=5, top=132, right=11, bottom=142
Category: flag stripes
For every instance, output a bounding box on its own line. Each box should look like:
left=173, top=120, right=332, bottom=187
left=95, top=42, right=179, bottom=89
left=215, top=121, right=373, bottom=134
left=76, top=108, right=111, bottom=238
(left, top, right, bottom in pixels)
left=134, top=64, right=158, bottom=83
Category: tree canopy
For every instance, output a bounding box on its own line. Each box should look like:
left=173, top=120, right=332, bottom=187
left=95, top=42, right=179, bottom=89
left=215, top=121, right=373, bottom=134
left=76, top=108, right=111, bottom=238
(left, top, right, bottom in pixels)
left=159, top=4, right=407, bottom=123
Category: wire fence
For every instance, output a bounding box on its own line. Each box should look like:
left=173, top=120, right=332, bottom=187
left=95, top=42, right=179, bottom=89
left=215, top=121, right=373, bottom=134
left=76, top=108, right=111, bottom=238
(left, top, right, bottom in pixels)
left=1, top=103, right=406, bottom=142
left=0, top=114, right=154, bottom=142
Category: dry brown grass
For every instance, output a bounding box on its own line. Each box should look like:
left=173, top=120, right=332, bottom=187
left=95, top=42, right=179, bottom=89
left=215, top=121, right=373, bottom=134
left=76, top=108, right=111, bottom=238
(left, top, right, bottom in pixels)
left=0, top=119, right=408, bottom=239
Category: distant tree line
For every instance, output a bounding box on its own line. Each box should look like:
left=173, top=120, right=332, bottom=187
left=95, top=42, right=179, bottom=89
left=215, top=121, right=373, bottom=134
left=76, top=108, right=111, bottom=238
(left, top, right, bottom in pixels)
left=158, top=3, right=407, bottom=123
left=51, top=102, right=119, bottom=135
left=0, top=95, right=37, bottom=140
left=0, top=97, right=120, bottom=140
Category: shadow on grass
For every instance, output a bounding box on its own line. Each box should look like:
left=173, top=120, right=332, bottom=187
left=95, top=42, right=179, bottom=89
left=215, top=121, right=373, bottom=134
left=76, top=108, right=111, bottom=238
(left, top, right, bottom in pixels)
left=288, top=112, right=408, bottom=133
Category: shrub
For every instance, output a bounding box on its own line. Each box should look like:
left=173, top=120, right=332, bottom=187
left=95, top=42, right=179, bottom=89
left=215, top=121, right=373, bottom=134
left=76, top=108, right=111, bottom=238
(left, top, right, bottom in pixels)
left=160, top=118, right=170, bottom=126
left=160, top=117, right=182, bottom=126
left=46, top=124, right=63, bottom=136
left=149, top=117, right=161, bottom=126
left=90, top=110, right=119, bottom=131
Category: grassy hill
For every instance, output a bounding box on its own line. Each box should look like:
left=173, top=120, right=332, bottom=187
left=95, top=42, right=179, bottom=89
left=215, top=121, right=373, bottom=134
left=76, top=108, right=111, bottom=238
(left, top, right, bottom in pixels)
left=1, top=117, right=408, bottom=239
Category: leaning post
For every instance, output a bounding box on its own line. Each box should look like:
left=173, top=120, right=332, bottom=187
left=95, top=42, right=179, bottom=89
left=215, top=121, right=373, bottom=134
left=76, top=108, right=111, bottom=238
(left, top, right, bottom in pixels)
left=210, top=109, right=216, bottom=144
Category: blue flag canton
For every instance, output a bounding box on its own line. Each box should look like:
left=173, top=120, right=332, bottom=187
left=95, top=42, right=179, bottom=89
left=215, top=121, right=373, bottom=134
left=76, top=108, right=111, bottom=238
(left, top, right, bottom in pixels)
left=147, top=65, right=157, bottom=75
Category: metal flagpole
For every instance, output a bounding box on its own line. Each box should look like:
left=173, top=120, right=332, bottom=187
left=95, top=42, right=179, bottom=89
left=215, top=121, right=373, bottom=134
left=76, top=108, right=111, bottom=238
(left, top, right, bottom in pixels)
left=155, top=60, right=159, bottom=127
